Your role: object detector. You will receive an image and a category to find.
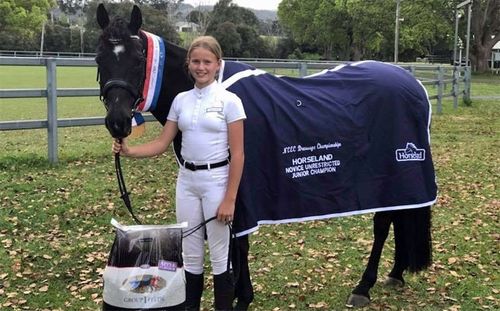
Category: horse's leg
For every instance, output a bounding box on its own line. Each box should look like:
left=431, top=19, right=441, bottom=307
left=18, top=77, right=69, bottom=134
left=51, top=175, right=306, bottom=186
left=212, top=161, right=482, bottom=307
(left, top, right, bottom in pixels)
left=384, top=206, right=432, bottom=289
left=384, top=211, right=407, bottom=287
left=346, top=211, right=392, bottom=308
left=233, top=235, right=254, bottom=311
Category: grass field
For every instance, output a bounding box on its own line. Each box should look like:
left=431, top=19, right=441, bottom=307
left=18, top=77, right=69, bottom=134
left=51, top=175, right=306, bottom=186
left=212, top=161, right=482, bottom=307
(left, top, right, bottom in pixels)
left=0, top=66, right=499, bottom=310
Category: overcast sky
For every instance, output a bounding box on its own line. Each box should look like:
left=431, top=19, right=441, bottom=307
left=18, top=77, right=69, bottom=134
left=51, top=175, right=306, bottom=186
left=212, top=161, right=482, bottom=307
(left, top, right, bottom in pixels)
left=183, top=0, right=281, bottom=11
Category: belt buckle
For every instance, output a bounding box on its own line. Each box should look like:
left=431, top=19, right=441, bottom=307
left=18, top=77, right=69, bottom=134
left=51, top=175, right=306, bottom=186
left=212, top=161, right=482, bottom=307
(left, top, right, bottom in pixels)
left=184, top=161, right=196, bottom=171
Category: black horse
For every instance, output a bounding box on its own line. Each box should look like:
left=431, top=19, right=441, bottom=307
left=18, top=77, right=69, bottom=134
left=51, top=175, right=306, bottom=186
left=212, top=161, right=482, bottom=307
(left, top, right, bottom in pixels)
left=95, top=4, right=434, bottom=309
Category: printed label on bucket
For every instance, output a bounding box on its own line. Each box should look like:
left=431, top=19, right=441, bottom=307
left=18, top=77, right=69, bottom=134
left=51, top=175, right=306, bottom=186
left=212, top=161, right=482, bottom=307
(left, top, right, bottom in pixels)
left=103, top=266, right=185, bottom=308
left=158, top=260, right=178, bottom=272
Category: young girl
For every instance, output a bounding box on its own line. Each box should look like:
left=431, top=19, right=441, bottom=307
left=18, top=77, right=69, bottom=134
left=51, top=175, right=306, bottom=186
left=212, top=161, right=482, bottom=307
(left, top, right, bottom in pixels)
left=112, top=36, right=246, bottom=310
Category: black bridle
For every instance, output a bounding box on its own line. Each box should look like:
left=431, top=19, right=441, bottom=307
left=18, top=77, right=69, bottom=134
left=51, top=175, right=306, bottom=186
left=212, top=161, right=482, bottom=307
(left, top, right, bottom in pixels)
left=96, top=36, right=147, bottom=117
left=101, top=79, right=144, bottom=115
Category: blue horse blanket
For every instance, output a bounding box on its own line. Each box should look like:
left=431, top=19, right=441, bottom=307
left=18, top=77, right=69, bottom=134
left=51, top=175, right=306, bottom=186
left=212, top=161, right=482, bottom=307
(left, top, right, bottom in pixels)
left=182, top=60, right=437, bottom=236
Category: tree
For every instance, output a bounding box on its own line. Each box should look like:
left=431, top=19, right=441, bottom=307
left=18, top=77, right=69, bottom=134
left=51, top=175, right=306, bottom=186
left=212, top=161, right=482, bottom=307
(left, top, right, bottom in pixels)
left=0, top=0, right=55, bottom=50
left=133, top=0, right=183, bottom=20
left=237, top=24, right=269, bottom=58
left=395, top=0, right=454, bottom=61
left=347, top=0, right=394, bottom=60
left=140, top=5, right=180, bottom=42
left=133, top=0, right=181, bottom=11
left=207, top=0, right=259, bottom=33
left=205, top=0, right=265, bottom=58
left=187, top=8, right=211, bottom=35
left=275, top=35, right=298, bottom=59
left=213, top=21, right=241, bottom=57
left=278, top=0, right=457, bottom=62
left=470, top=0, right=500, bottom=72
left=43, top=23, right=71, bottom=52
left=278, top=0, right=351, bottom=59
left=314, top=0, right=351, bottom=59
left=259, top=19, right=282, bottom=37
left=56, top=0, right=87, bottom=15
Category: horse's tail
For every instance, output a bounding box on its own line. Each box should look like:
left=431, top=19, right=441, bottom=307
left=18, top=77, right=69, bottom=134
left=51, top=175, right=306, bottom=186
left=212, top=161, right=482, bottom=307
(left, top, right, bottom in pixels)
left=394, top=206, right=432, bottom=273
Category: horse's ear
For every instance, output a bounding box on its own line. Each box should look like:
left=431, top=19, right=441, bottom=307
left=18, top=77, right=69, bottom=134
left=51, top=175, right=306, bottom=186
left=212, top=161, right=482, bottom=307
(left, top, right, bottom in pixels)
left=97, top=3, right=110, bottom=29
left=129, top=5, right=142, bottom=35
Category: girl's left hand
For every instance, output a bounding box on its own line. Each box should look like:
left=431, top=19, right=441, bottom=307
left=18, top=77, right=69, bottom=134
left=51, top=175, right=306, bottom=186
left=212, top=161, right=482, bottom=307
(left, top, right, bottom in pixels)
left=216, top=199, right=235, bottom=224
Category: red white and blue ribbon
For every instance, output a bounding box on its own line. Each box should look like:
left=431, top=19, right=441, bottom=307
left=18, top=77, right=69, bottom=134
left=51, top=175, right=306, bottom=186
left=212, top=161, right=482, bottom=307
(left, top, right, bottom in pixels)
left=133, top=31, right=165, bottom=127
left=138, top=30, right=165, bottom=112
left=131, top=112, right=145, bottom=127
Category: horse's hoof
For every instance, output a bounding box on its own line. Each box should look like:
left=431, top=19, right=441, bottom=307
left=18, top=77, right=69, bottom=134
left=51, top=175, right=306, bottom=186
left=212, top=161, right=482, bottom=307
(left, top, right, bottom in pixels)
left=383, top=276, right=404, bottom=287
left=346, top=294, right=370, bottom=308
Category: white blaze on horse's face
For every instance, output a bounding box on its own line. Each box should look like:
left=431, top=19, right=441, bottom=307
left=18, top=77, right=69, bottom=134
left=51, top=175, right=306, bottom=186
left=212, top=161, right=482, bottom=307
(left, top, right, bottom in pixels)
left=113, top=44, right=125, bottom=60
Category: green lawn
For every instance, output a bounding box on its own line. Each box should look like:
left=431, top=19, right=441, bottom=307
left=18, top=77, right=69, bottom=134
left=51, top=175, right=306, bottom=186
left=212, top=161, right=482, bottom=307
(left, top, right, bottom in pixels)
left=0, top=66, right=103, bottom=121
left=470, top=74, right=500, bottom=96
left=0, top=65, right=499, bottom=310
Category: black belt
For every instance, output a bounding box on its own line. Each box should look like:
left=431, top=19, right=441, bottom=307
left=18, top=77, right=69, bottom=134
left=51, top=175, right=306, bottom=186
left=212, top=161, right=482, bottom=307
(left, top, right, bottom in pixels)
left=181, top=159, right=229, bottom=171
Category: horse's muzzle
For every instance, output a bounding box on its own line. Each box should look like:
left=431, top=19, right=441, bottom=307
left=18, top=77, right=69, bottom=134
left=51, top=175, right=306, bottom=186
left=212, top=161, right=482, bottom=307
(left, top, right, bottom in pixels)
left=105, top=113, right=132, bottom=139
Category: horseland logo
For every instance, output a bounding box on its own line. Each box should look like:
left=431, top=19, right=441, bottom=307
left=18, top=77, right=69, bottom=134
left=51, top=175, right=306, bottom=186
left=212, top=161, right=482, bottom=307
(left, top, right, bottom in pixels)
left=396, top=143, right=425, bottom=162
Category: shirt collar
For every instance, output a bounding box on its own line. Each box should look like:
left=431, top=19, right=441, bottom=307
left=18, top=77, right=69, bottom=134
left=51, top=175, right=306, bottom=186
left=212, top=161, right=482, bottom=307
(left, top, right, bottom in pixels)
left=194, top=80, right=219, bottom=98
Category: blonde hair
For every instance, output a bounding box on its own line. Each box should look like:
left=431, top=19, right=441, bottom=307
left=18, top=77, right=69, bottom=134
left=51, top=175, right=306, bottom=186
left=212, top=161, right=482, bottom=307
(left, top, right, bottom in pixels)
left=186, top=36, right=223, bottom=62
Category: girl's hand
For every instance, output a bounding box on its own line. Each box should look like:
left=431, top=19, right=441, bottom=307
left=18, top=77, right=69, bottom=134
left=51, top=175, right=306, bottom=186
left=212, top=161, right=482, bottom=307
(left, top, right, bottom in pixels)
left=216, top=199, right=235, bottom=224
left=112, top=138, right=130, bottom=156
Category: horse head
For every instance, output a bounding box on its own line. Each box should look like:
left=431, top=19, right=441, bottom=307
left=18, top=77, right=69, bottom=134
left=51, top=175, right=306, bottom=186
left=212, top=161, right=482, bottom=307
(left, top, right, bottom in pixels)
left=95, top=4, right=145, bottom=139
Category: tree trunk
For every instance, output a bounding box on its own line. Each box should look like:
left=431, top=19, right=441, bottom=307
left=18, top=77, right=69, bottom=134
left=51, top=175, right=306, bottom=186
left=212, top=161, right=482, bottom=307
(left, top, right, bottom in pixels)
left=474, top=44, right=494, bottom=72
left=323, top=43, right=333, bottom=60
left=470, top=0, right=500, bottom=73
left=351, top=46, right=362, bottom=61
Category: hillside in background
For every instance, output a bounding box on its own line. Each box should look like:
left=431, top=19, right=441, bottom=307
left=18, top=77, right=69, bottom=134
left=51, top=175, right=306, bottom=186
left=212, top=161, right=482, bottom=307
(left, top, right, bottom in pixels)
left=179, top=3, right=277, bottom=20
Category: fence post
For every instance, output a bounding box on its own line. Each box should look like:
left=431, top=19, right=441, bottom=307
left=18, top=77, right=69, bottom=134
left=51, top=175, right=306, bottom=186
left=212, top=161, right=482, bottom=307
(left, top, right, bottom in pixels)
left=436, top=66, right=444, bottom=114
left=452, top=66, right=459, bottom=109
left=463, top=66, right=471, bottom=103
left=46, top=58, right=58, bottom=164
left=299, top=62, right=308, bottom=77
left=409, top=65, right=416, bottom=76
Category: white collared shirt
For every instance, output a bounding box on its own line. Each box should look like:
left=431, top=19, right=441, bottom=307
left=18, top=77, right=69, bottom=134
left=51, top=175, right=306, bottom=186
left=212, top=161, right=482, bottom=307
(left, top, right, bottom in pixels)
left=167, top=81, right=246, bottom=163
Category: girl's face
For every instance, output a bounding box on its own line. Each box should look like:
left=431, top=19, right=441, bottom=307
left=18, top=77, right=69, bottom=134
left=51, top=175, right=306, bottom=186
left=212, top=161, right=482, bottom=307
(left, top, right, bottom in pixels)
left=188, top=47, right=221, bottom=89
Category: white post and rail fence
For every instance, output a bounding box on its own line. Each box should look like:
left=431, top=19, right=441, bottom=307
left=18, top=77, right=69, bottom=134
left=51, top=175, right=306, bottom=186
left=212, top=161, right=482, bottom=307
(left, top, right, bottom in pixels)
left=0, top=57, right=471, bottom=164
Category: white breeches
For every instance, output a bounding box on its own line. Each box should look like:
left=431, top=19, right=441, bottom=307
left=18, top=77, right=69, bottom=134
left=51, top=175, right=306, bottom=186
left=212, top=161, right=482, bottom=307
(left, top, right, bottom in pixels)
left=175, top=165, right=231, bottom=275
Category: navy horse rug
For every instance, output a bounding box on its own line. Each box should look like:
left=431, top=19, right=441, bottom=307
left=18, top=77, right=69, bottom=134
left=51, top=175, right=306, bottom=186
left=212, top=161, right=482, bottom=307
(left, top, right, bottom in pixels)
left=181, top=60, right=437, bottom=236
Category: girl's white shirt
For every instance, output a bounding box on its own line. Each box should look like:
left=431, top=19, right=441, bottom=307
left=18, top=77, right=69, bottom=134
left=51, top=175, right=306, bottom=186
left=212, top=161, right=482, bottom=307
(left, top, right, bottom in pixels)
left=167, top=80, right=246, bottom=163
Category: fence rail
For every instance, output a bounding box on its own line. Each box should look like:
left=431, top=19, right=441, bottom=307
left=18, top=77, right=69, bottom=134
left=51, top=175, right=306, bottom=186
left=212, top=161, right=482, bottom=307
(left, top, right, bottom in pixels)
left=0, top=56, right=471, bottom=163
left=0, top=50, right=96, bottom=58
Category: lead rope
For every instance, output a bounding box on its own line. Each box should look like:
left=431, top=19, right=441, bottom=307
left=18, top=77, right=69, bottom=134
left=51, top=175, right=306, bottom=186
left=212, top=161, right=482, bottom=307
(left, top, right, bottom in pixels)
left=114, top=139, right=142, bottom=224
left=182, top=216, right=217, bottom=238
left=182, top=217, right=239, bottom=284
left=227, top=221, right=240, bottom=285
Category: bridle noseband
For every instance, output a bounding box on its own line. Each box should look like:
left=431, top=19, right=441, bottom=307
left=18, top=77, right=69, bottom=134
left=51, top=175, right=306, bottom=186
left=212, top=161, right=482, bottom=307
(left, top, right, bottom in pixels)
left=101, top=79, right=144, bottom=115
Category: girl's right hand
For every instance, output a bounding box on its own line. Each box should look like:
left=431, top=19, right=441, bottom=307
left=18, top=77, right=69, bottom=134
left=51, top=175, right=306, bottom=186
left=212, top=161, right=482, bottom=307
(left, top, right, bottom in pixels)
left=112, top=139, right=129, bottom=156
